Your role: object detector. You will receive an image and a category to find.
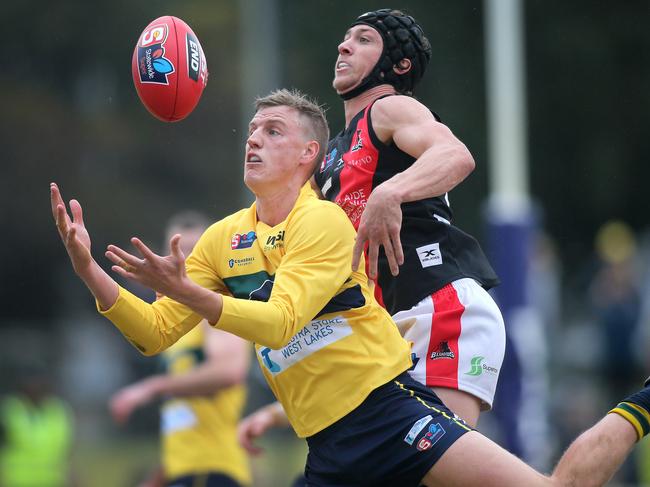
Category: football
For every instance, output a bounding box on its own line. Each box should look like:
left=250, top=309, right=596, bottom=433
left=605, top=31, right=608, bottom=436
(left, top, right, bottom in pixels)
left=132, top=16, right=208, bottom=122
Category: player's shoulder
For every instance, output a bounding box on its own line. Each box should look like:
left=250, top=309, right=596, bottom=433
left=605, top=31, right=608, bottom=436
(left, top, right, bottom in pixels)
left=196, top=208, right=249, bottom=246
left=371, top=95, right=435, bottom=127
left=291, top=190, right=353, bottom=232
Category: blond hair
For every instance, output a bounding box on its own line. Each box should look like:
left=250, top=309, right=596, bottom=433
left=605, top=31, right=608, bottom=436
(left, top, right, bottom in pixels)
left=255, top=89, right=329, bottom=172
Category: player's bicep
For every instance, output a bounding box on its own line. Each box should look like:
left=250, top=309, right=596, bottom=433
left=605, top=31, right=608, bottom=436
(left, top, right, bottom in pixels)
left=392, top=117, right=451, bottom=160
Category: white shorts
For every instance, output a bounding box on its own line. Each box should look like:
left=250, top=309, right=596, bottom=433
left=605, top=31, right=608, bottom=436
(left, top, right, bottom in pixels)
left=392, top=278, right=506, bottom=410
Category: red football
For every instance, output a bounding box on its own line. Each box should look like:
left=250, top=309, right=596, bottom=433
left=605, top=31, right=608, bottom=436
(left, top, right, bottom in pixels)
left=132, top=16, right=208, bottom=122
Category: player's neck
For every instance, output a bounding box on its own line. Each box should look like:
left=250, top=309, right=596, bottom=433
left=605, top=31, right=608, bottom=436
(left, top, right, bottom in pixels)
left=343, top=85, right=396, bottom=127
left=255, top=187, right=301, bottom=227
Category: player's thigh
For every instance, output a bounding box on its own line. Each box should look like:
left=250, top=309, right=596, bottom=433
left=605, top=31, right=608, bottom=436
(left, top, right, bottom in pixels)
left=422, top=431, right=552, bottom=487
left=431, top=387, right=481, bottom=428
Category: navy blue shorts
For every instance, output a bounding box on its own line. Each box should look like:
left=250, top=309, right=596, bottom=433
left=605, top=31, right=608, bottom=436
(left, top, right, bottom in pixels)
left=304, top=371, right=472, bottom=486
left=166, top=472, right=242, bottom=487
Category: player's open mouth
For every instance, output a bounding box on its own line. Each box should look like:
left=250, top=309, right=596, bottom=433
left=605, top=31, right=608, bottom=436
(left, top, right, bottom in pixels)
left=246, top=153, right=262, bottom=163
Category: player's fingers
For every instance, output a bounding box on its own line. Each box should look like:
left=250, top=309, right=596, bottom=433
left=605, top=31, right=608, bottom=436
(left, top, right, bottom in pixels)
left=131, top=237, right=157, bottom=260
left=69, top=199, right=84, bottom=226
left=392, top=231, right=404, bottom=267
left=110, top=264, right=136, bottom=280
left=50, top=183, right=64, bottom=220
left=367, top=241, right=379, bottom=279
left=55, top=204, right=70, bottom=236
left=382, top=238, right=399, bottom=277
left=351, top=236, right=366, bottom=271
left=170, top=234, right=184, bottom=260
left=106, top=245, right=141, bottom=272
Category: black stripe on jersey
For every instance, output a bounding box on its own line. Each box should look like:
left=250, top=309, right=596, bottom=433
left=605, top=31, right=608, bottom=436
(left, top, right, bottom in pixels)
left=314, top=283, right=366, bottom=319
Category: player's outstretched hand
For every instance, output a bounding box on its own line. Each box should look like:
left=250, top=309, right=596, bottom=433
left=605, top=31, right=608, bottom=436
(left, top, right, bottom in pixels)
left=109, top=379, right=159, bottom=425
left=50, top=182, right=93, bottom=275
left=351, top=184, right=404, bottom=279
left=105, top=234, right=188, bottom=301
left=238, top=402, right=289, bottom=456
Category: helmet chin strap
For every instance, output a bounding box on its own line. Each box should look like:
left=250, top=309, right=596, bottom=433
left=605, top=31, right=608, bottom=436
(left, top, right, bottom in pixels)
left=339, top=72, right=386, bottom=101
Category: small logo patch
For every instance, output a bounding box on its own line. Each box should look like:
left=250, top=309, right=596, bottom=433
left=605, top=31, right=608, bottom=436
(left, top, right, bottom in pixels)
left=465, top=355, right=499, bottom=376
left=430, top=341, right=455, bottom=360
left=404, top=414, right=433, bottom=445
left=416, top=423, right=446, bottom=451
left=416, top=243, right=442, bottom=268
left=231, top=231, right=257, bottom=250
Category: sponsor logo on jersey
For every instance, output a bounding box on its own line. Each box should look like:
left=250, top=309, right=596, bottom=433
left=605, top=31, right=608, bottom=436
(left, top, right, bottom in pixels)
left=228, top=257, right=255, bottom=268
left=137, top=24, right=175, bottom=84
left=430, top=341, right=455, bottom=360
left=320, top=148, right=337, bottom=173
left=231, top=231, right=257, bottom=250
left=350, top=129, right=363, bottom=151
left=416, top=242, right=443, bottom=268
left=465, top=356, right=499, bottom=376
left=264, top=230, right=285, bottom=251
left=404, top=414, right=433, bottom=445
left=257, top=317, right=352, bottom=375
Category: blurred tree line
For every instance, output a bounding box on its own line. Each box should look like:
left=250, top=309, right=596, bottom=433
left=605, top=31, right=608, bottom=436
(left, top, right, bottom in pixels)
left=1, top=0, right=649, bottom=324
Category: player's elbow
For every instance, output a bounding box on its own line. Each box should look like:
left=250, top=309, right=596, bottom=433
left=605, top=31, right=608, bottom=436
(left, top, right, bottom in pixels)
left=456, top=145, right=475, bottom=177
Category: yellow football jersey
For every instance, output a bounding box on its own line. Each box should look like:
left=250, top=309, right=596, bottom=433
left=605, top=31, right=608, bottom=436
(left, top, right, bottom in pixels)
left=101, top=184, right=412, bottom=437
left=160, top=325, right=250, bottom=484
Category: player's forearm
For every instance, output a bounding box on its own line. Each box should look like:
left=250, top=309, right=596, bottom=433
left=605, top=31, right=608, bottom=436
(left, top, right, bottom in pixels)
left=77, top=259, right=119, bottom=311
left=150, top=361, right=246, bottom=398
left=385, top=144, right=475, bottom=204
left=171, top=278, right=224, bottom=324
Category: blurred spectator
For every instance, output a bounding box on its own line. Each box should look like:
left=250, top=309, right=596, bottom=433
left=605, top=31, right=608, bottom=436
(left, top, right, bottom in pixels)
left=108, top=211, right=252, bottom=487
left=589, top=220, right=642, bottom=401
left=588, top=220, right=642, bottom=484
left=0, top=360, right=75, bottom=487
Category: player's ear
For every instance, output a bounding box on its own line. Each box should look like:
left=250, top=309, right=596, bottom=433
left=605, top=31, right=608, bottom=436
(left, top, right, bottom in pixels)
left=301, top=140, right=320, bottom=165
left=393, top=58, right=412, bottom=75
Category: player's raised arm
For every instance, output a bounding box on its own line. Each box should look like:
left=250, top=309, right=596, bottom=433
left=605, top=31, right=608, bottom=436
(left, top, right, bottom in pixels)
left=50, top=182, right=119, bottom=310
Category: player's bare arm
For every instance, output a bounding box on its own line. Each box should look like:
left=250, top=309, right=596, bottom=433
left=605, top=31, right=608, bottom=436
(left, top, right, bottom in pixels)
left=238, top=401, right=290, bottom=456
left=351, top=96, right=475, bottom=278
left=109, top=324, right=248, bottom=423
left=50, top=182, right=119, bottom=309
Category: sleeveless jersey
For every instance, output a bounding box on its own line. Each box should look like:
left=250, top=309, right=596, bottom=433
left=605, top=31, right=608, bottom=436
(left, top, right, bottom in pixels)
left=314, top=100, right=499, bottom=315
left=160, top=325, right=250, bottom=484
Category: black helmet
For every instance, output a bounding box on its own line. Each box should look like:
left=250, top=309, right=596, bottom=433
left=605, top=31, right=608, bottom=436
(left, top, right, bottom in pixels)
left=340, top=9, right=431, bottom=100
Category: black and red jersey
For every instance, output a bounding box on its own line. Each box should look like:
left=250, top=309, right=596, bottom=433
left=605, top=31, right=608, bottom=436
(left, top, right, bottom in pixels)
left=313, top=100, right=499, bottom=315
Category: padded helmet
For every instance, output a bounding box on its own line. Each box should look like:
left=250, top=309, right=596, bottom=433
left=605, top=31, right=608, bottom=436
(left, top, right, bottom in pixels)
left=340, top=9, right=432, bottom=100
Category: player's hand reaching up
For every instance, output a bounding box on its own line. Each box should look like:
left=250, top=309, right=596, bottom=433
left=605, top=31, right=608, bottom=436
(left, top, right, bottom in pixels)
left=105, top=234, right=196, bottom=306
left=50, top=182, right=93, bottom=274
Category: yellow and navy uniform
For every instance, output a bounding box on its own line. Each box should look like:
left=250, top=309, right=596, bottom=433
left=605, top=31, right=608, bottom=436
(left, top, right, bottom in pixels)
left=100, top=184, right=412, bottom=437
left=160, top=325, right=250, bottom=485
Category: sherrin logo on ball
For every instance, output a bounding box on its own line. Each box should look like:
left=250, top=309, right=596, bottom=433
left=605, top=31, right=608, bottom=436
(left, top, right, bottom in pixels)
left=132, top=16, right=208, bottom=122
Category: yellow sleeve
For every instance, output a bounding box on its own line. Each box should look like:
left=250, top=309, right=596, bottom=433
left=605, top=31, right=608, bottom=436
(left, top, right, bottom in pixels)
left=217, top=203, right=356, bottom=349
left=99, top=225, right=228, bottom=356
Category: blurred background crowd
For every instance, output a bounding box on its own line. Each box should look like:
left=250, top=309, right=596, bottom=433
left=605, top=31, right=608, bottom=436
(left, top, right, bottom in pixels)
left=1, top=0, right=650, bottom=485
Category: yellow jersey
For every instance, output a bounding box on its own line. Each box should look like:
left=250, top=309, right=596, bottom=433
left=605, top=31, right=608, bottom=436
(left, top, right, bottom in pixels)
left=101, top=184, right=412, bottom=437
left=160, top=325, right=250, bottom=484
